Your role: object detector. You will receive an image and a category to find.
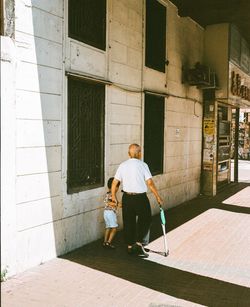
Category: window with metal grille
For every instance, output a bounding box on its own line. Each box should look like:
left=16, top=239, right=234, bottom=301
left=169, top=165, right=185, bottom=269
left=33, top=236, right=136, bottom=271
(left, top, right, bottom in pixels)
left=144, top=93, right=165, bottom=175
left=145, top=0, right=166, bottom=72
left=68, top=0, right=106, bottom=50
left=67, top=76, right=105, bottom=193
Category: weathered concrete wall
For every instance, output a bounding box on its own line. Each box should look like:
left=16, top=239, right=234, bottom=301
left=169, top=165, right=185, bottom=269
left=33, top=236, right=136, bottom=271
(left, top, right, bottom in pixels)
left=162, top=3, right=203, bottom=207
left=2, top=0, right=204, bottom=276
left=204, top=23, right=229, bottom=100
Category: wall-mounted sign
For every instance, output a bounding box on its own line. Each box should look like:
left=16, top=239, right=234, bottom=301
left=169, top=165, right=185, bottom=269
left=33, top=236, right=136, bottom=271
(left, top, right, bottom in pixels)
left=231, top=71, right=250, bottom=101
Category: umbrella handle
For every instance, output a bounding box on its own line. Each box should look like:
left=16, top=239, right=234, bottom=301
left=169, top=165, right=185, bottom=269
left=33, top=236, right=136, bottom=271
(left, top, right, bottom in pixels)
left=160, top=206, right=169, bottom=256
left=159, top=206, right=166, bottom=225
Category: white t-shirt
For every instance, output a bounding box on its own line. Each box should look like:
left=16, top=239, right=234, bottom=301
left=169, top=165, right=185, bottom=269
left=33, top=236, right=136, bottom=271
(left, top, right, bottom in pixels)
left=114, top=158, right=152, bottom=193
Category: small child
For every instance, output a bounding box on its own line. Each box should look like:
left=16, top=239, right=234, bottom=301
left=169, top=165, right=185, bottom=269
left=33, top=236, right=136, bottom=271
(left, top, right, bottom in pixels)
left=103, top=177, right=120, bottom=249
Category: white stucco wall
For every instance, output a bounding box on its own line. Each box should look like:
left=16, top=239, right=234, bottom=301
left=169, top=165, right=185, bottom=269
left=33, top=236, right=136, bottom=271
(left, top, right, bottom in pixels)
left=13, top=0, right=64, bottom=273
left=2, top=0, right=204, bottom=276
left=1, top=37, right=17, bottom=277
left=62, top=0, right=204, bottom=254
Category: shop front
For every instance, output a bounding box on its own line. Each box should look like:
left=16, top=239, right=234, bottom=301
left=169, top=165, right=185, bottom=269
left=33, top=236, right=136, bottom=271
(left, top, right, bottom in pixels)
left=201, top=24, right=250, bottom=195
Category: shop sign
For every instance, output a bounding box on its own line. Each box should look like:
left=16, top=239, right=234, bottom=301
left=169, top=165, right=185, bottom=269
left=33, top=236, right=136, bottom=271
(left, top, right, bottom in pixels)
left=231, top=71, right=250, bottom=101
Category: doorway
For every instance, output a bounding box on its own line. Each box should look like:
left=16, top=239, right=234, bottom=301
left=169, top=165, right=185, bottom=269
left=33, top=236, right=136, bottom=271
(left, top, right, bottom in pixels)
left=231, top=108, right=250, bottom=183
left=217, top=104, right=231, bottom=190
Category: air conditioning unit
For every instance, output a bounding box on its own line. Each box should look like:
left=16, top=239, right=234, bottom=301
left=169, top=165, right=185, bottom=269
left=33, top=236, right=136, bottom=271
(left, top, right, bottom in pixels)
left=183, top=62, right=219, bottom=89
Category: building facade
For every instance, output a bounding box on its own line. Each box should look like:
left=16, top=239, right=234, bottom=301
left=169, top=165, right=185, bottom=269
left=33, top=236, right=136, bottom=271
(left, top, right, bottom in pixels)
left=201, top=24, right=250, bottom=195
left=1, top=0, right=248, bottom=277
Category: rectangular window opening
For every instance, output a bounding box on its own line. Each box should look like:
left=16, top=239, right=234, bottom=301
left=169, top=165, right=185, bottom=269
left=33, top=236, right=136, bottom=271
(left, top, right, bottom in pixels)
left=144, top=93, right=165, bottom=175
left=67, top=76, right=105, bottom=193
left=68, top=0, right=106, bottom=50
left=145, top=0, right=166, bottom=72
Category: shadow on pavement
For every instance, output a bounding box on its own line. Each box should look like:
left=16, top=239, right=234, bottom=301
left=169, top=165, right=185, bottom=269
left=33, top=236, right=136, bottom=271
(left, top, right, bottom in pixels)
left=62, top=183, right=250, bottom=306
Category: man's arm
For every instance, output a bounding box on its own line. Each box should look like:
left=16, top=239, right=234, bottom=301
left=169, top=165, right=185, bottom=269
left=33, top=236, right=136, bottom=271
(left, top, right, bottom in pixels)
left=146, top=178, right=163, bottom=205
left=111, top=178, right=120, bottom=203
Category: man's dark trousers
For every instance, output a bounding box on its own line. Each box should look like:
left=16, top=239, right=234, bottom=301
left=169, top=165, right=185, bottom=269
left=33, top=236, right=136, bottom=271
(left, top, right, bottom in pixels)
left=122, top=193, right=152, bottom=245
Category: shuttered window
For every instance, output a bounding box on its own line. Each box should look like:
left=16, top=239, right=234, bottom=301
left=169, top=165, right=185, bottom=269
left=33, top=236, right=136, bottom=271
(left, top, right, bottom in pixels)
left=145, top=0, right=166, bottom=72
left=67, top=77, right=105, bottom=193
left=144, top=94, right=165, bottom=175
left=68, top=0, right=106, bottom=50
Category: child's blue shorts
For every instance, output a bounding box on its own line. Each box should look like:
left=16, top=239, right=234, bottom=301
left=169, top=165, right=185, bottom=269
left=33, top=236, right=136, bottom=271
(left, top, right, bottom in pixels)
left=104, top=210, right=118, bottom=228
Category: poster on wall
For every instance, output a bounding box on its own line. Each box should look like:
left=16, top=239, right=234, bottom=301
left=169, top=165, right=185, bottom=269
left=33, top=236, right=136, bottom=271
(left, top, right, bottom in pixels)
left=204, top=119, right=215, bottom=135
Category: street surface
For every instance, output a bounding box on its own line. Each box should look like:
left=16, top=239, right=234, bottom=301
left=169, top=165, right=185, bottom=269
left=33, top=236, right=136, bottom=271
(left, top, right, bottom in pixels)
left=2, top=183, right=250, bottom=306
left=231, top=159, right=250, bottom=183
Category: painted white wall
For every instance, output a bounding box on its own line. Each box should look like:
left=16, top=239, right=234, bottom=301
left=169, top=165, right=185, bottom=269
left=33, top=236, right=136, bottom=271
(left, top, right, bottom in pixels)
left=1, top=37, right=17, bottom=277
left=61, top=0, right=204, bottom=249
left=2, top=0, right=204, bottom=276
left=12, top=0, right=64, bottom=274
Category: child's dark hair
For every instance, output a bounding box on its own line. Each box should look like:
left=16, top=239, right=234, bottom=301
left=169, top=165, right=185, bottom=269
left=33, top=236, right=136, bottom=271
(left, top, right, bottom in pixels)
left=107, top=177, right=120, bottom=189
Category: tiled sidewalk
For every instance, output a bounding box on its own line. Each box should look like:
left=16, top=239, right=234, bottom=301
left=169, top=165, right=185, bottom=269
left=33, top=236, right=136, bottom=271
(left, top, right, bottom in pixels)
left=2, top=183, right=250, bottom=307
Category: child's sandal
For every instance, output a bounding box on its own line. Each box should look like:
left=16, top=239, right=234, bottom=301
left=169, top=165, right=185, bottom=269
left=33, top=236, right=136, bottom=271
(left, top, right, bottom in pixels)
left=105, top=242, right=115, bottom=249
left=103, top=242, right=115, bottom=249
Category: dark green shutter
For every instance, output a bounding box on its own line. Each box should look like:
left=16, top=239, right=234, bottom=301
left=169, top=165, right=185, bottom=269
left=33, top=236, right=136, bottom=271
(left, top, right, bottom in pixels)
left=144, top=94, right=165, bottom=175
left=68, top=0, right=106, bottom=50
left=67, top=77, right=105, bottom=193
left=146, top=0, right=166, bottom=72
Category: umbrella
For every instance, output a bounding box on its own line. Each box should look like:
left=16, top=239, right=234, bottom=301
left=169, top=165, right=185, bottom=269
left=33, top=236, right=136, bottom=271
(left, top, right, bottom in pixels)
left=160, top=205, right=169, bottom=257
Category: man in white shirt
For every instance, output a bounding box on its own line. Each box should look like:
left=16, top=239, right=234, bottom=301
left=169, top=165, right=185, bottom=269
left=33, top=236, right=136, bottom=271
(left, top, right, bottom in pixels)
left=111, top=143, right=163, bottom=257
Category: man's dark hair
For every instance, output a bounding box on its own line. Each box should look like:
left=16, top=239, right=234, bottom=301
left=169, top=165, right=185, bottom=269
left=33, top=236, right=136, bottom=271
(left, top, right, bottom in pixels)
left=107, top=177, right=120, bottom=189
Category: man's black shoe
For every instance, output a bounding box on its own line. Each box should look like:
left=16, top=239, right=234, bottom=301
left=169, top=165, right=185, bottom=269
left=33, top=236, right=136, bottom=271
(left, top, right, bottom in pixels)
left=131, top=244, right=149, bottom=258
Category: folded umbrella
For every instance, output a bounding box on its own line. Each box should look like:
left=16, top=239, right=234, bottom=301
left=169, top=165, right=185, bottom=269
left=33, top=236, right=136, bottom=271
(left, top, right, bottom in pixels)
left=160, top=205, right=169, bottom=257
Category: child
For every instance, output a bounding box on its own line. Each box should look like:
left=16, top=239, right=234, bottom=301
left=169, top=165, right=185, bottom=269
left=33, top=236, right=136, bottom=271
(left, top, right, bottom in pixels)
left=103, top=177, right=120, bottom=249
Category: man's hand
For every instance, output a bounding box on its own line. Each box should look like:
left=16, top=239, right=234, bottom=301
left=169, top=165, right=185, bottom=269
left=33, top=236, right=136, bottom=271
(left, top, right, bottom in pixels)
left=156, top=195, right=163, bottom=205
left=146, top=178, right=163, bottom=205
left=111, top=178, right=120, bottom=204
left=111, top=197, right=118, bottom=204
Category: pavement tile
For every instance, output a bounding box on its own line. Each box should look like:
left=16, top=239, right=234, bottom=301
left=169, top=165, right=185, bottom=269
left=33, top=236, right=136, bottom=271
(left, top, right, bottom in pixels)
left=1, top=182, right=250, bottom=307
